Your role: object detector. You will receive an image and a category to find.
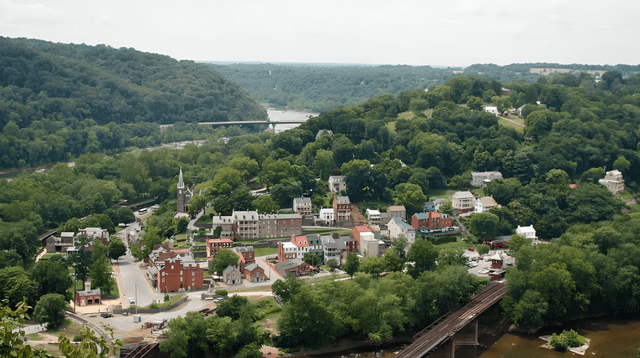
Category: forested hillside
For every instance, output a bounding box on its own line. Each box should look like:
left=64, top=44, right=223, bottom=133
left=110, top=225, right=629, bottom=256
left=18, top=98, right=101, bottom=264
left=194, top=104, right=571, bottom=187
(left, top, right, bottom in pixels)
left=0, top=37, right=267, bottom=169
left=206, top=62, right=640, bottom=112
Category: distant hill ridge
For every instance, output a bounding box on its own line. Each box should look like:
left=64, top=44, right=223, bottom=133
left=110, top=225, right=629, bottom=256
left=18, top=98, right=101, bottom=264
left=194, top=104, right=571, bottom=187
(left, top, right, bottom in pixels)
left=0, top=37, right=267, bottom=128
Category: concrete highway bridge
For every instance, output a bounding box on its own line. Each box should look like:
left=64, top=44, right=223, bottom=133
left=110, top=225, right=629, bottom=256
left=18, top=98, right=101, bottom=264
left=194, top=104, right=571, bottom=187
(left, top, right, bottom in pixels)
left=395, top=281, right=509, bottom=358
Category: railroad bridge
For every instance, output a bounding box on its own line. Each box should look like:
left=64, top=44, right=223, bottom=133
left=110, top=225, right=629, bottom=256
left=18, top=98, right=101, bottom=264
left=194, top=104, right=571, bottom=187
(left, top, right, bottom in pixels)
left=396, top=281, right=509, bottom=358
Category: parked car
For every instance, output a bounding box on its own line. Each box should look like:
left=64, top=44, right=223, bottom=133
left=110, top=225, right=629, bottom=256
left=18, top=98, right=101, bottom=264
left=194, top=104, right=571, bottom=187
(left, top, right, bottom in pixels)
left=100, top=313, right=114, bottom=318
left=129, top=297, right=136, bottom=305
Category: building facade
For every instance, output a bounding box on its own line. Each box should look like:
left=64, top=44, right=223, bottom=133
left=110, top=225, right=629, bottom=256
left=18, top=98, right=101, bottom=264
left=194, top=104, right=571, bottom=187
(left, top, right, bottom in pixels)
left=599, top=170, right=625, bottom=194
left=386, top=205, right=406, bottom=221
left=387, top=217, right=416, bottom=244
left=206, top=238, right=234, bottom=258
left=411, top=212, right=453, bottom=230
left=366, top=209, right=381, bottom=226
left=333, top=196, right=351, bottom=223
left=156, top=257, right=204, bottom=292
left=292, top=197, right=312, bottom=217
left=328, top=176, right=346, bottom=194
left=258, top=213, right=303, bottom=238
left=470, top=171, right=503, bottom=187
left=451, top=191, right=475, bottom=212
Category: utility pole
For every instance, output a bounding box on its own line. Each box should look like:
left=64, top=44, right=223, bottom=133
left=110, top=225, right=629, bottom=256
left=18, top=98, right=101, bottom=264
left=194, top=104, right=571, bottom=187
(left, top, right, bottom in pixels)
left=135, top=283, right=138, bottom=315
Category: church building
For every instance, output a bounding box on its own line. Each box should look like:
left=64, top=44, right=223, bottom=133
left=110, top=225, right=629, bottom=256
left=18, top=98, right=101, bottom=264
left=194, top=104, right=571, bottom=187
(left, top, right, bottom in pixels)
left=176, top=167, right=193, bottom=214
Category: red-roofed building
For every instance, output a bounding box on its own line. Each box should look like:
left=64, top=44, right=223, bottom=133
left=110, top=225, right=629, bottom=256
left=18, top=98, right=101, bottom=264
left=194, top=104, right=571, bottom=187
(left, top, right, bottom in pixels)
left=351, top=226, right=371, bottom=251
left=278, top=236, right=310, bottom=262
left=206, top=238, right=234, bottom=258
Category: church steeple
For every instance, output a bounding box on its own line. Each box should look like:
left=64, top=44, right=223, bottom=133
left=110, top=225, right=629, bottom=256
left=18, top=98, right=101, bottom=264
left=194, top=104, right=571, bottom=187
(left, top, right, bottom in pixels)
left=177, top=167, right=185, bottom=189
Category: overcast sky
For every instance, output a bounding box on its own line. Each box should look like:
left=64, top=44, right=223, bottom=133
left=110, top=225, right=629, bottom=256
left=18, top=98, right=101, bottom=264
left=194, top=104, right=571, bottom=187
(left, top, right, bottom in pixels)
left=1, top=0, right=639, bottom=67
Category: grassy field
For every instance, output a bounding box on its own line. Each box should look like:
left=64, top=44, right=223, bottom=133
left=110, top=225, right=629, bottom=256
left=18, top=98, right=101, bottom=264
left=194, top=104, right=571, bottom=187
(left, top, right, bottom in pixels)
left=498, top=117, right=525, bottom=133
left=254, top=247, right=278, bottom=257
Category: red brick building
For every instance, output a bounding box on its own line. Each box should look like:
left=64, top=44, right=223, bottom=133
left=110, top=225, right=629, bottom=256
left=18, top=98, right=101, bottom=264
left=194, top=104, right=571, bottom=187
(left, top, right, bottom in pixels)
left=75, top=289, right=102, bottom=306
left=206, top=238, right=234, bottom=258
left=275, top=259, right=314, bottom=277
left=351, top=226, right=371, bottom=251
left=156, top=257, right=204, bottom=292
left=234, top=246, right=256, bottom=272
left=411, top=211, right=453, bottom=230
left=244, top=263, right=268, bottom=282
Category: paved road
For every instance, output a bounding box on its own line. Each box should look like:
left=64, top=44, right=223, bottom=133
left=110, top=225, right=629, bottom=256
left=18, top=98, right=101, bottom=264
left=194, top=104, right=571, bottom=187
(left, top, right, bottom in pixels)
left=118, top=246, right=163, bottom=307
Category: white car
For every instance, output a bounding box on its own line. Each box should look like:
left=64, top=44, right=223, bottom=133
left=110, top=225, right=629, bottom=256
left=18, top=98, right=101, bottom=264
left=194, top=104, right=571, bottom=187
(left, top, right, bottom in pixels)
left=129, top=297, right=136, bottom=305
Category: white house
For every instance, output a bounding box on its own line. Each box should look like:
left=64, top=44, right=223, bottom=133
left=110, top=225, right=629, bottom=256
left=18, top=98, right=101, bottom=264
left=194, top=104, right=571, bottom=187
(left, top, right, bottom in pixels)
left=485, top=106, right=499, bottom=116
left=292, top=197, right=312, bottom=216
left=599, top=170, right=625, bottom=195
left=516, top=225, right=536, bottom=239
left=451, top=191, right=475, bottom=212
left=328, top=176, right=346, bottom=194
left=318, top=208, right=334, bottom=225
left=358, top=232, right=378, bottom=257
left=387, top=218, right=416, bottom=246
left=365, top=209, right=381, bottom=226
left=474, top=196, right=499, bottom=213
left=470, top=171, right=503, bottom=187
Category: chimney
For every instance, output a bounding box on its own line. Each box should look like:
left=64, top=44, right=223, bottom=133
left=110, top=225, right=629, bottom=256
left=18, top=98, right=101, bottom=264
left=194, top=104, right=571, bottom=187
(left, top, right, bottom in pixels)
left=84, top=282, right=91, bottom=291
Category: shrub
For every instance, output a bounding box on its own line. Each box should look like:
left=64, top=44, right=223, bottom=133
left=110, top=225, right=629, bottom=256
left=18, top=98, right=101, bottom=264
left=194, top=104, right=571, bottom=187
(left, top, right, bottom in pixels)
left=477, top=245, right=490, bottom=255
left=164, top=294, right=170, bottom=302
left=215, top=289, right=229, bottom=296
left=550, top=329, right=583, bottom=350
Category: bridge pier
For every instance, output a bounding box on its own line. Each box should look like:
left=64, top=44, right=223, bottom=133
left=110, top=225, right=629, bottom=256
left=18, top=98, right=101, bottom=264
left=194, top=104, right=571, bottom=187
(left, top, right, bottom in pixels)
left=443, top=320, right=479, bottom=358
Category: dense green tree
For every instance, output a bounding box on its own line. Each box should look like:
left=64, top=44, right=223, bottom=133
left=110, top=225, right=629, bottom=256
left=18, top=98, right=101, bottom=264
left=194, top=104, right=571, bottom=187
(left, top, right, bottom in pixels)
left=253, top=195, right=279, bottom=214
left=209, top=249, right=239, bottom=276
left=71, top=235, right=93, bottom=287
left=469, top=212, right=500, bottom=239
left=343, top=252, right=360, bottom=279
left=359, top=256, right=386, bottom=277
left=407, top=238, right=438, bottom=278
left=34, top=293, right=68, bottom=329
left=90, top=256, right=114, bottom=295
left=30, top=255, right=73, bottom=300
left=108, top=238, right=127, bottom=262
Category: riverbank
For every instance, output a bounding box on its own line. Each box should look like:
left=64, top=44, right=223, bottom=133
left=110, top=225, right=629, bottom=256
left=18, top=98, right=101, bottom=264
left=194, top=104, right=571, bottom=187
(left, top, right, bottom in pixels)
left=287, top=334, right=414, bottom=358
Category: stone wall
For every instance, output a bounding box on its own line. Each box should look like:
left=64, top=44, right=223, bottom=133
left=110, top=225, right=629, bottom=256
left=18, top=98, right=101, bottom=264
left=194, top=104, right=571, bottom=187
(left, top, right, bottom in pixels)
left=112, top=296, right=188, bottom=315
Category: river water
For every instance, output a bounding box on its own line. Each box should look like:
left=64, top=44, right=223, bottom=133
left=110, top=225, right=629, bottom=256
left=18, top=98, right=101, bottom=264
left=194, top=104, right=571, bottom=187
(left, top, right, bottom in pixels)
left=265, top=107, right=318, bottom=133
left=477, top=314, right=640, bottom=358
left=291, top=314, right=640, bottom=357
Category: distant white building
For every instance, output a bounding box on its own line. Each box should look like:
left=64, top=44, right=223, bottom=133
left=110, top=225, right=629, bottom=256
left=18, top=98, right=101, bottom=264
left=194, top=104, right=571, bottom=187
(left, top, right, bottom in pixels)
left=387, top=218, right=416, bottom=247
left=318, top=208, right=334, bottom=225
left=366, top=209, right=381, bottom=226
left=475, top=196, right=499, bottom=213
left=328, top=176, right=346, bottom=194
left=451, top=191, right=475, bottom=212
left=471, top=171, right=503, bottom=187
left=485, top=106, right=499, bottom=116
left=292, top=197, right=312, bottom=217
left=599, top=170, right=625, bottom=195
left=358, top=232, right=378, bottom=257
left=516, top=225, right=536, bottom=239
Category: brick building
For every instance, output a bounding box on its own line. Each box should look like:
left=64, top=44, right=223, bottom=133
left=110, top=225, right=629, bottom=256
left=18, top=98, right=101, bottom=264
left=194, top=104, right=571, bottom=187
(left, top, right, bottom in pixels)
left=244, top=263, right=267, bottom=282
left=351, top=225, right=372, bottom=251
left=258, top=214, right=302, bottom=238
left=275, top=259, right=314, bottom=277
left=156, top=256, right=204, bottom=292
left=233, top=246, right=256, bottom=272
left=206, top=238, right=234, bottom=258
left=411, top=212, right=453, bottom=230
left=75, top=289, right=101, bottom=306
left=333, top=196, right=351, bottom=223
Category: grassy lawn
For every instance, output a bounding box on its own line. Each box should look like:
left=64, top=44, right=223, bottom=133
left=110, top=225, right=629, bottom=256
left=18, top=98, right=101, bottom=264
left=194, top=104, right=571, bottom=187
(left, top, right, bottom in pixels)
left=505, top=114, right=524, bottom=124
left=620, top=190, right=635, bottom=200
left=435, top=239, right=475, bottom=250
left=130, top=293, right=186, bottom=310
left=425, top=188, right=460, bottom=199
left=498, top=117, right=525, bottom=133
left=254, top=247, right=278, bottom=257
left=301, top=228, right=351, bottom=236
left=195, top=215, right=212, bottom=226
left=47, top=319, right=84, bottom=338
left=174, top=232, right=188, bottom=241
left=115, top=226, right=127, bottom=233
left=39, top=253, right=65, bottom=261
left=387, top=121, right=396, bottom=133
left=173, top=241, right=190, bottom=249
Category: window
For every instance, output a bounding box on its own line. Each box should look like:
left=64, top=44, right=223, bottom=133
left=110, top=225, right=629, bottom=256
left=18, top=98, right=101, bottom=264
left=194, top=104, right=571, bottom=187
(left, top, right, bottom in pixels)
left=162, top=278, right=165, bottom=282
left=192, top=277, right=195, bottom=281
left=192, top=272, right=195, bottom=276
left=171, top=265, right=174, bottom=269
left=180, top=277, right=183, bottom=281
left=180, top=271, right=183, bottom=275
